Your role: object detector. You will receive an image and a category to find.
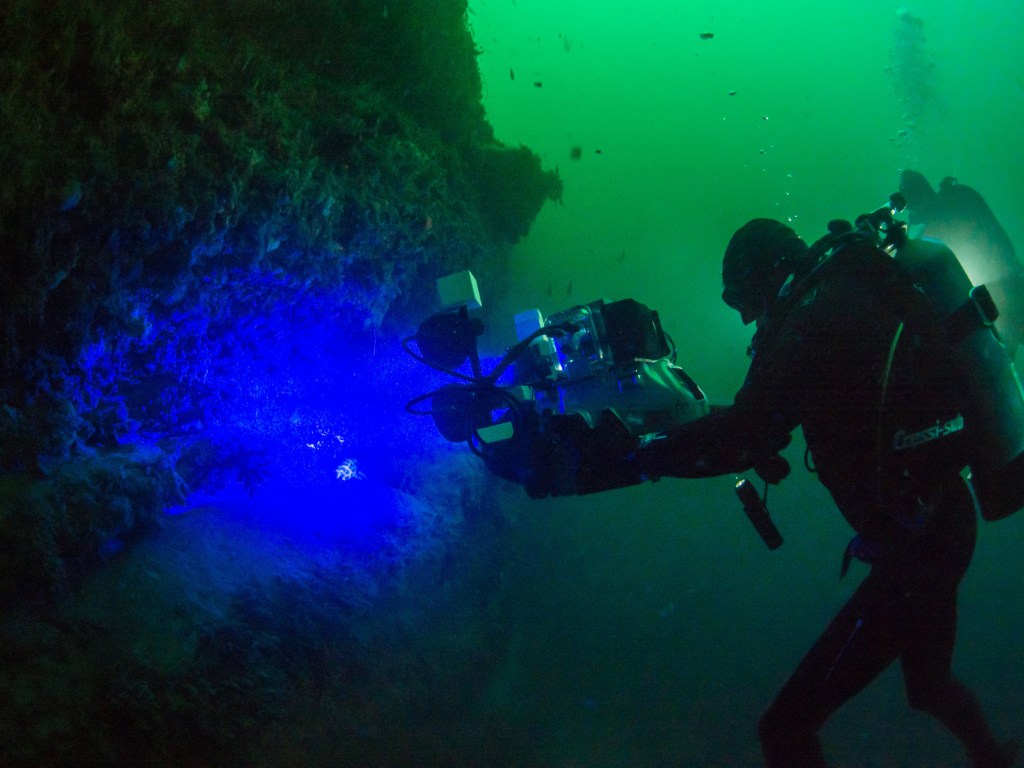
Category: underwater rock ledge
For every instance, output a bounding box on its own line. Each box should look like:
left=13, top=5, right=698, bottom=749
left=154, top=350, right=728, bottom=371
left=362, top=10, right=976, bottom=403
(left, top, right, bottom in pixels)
left=0, top=1, right=556, bottom=765
left=0, top=0, right=558, bottom=596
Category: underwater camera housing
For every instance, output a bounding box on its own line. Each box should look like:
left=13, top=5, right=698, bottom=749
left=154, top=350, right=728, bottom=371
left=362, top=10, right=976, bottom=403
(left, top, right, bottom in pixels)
left=405, top=271, right=709, bottom=497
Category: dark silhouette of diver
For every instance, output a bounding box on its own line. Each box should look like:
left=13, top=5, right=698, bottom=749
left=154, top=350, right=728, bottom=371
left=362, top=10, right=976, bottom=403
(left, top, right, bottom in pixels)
left=631, top=219, right=1021, bottom=767
left=899, top=170, right=1023, bottom=356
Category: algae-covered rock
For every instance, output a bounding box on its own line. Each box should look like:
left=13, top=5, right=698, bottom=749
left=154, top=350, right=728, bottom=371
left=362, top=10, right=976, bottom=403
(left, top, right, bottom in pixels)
left=0, top=0, right=557, bottom=458
left=0, top=0, right=557, bottom=588
left=0, top=3, right=552, bottom=765
left=0, top=447, right=516, bottom=768
left=0, top=445, right=183, bottom=605
left=0, top=3, right=550, bottom=763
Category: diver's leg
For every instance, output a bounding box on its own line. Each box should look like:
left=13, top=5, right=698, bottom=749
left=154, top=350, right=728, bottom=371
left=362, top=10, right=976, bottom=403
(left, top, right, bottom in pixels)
left=759, top=575, right=901, bottom=768
left=900, top=475, right=1019, bottom=768
left=901, top=587, right=1018, bottom=767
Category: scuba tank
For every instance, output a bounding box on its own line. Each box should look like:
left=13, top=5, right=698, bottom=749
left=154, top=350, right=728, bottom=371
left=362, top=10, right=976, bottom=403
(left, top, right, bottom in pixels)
left=841, top=194, right=1024, bottom=521
left=893, top=233, right=1024, bottom=520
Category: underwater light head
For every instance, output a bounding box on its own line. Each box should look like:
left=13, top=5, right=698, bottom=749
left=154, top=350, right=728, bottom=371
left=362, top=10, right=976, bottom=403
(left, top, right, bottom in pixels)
left=427, top=383, right=517, bottom=443
left=414, top=308, right=483, bottom=371
left=410, top=269, right=486, bottom=373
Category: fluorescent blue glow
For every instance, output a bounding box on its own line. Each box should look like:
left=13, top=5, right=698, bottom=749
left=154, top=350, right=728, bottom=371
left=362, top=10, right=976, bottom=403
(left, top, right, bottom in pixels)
left=66, top=228, right=498, bottom=562
left=139, top=279, right=462, bottom=559
left=171, top=476, right=409, bottom=550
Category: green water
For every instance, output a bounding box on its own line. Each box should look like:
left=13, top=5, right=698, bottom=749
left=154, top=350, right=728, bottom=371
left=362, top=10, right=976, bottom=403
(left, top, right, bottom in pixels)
left=464, top=2, right=1024, bottom=765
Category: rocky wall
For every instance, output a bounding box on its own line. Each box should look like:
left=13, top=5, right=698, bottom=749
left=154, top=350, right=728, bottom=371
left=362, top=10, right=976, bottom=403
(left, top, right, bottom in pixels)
left=0, top=2, right=557, bottom=764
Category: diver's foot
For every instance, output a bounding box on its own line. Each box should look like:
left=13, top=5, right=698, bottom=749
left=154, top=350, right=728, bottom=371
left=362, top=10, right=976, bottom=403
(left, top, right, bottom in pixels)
left=972, top=739, right=1021, bottom=768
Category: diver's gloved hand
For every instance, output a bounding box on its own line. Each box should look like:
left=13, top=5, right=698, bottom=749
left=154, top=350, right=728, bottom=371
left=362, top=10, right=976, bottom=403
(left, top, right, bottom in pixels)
left=748, top=420, right=792, bottom=484
left=754, top=453, right=791, bottom=485
left=534, top=410, right=642, bottom=496
left=574, top=410, right=644, bottom=495
left=636, top=406, right=793, bottom=480
left=520, top=427, right=578, bottom=499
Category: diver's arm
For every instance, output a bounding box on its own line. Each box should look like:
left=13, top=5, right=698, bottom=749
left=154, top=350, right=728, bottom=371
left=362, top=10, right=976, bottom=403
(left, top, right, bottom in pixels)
left=638, top=404, right=791, bottom=480
left=638, top=316, right=805, bottom=483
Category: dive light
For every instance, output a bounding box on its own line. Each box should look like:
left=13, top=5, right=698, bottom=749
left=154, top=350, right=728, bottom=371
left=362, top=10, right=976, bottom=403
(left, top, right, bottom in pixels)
left=735, top=477, right=784, bottom=550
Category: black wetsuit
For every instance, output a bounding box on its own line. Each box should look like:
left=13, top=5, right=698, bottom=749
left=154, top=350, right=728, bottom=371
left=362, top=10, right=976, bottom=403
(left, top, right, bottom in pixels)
left=642, top=239, right=1009, bottom=767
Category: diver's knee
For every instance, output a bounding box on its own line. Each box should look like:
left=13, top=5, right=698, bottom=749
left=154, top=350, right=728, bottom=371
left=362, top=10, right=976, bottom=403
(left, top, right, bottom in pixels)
left=758, top=705, right=827, bottom=768
left=905, top=680, right=952, bottom=714
left=906, top=685, right=937, bottom=713
left=758, top=704, right=794, bottom=745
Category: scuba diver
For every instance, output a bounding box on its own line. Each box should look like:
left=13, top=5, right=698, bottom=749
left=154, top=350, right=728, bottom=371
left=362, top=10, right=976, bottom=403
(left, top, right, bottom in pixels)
left=899, top=170, right=1023, bottom=356
left=631, top=219, right=1021, bottom=767
left=403, top=195, right=1024, bottom=765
